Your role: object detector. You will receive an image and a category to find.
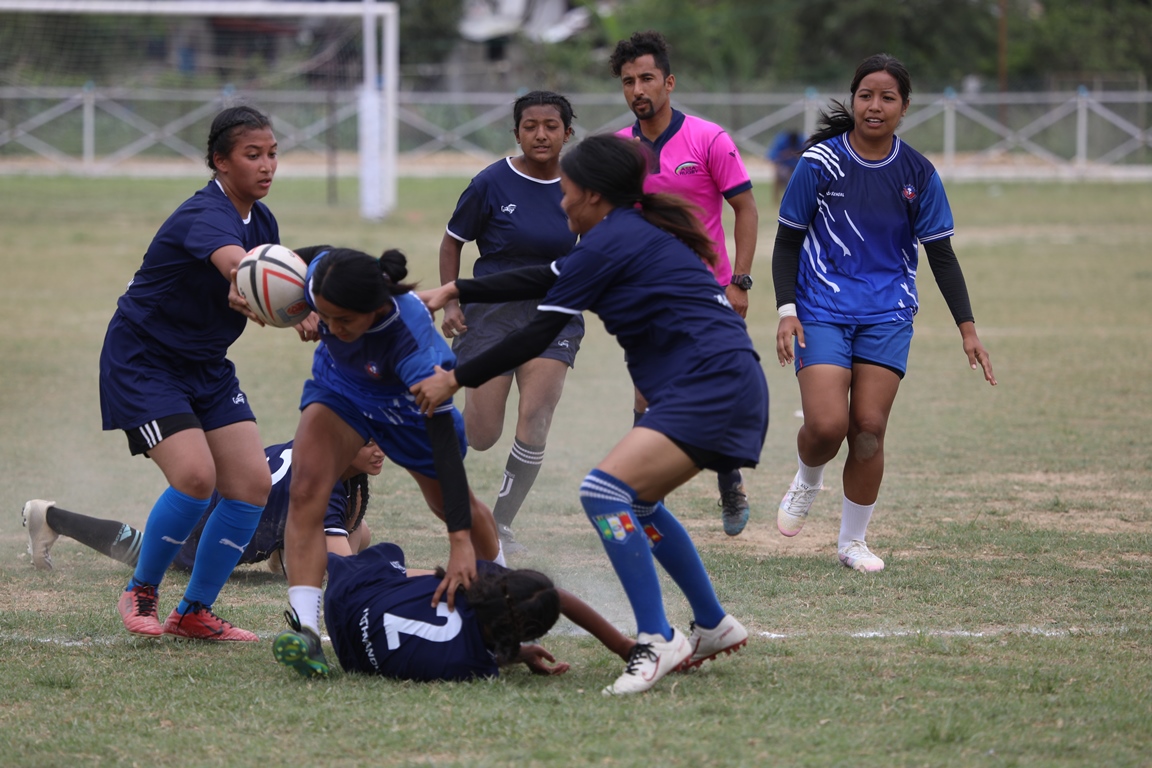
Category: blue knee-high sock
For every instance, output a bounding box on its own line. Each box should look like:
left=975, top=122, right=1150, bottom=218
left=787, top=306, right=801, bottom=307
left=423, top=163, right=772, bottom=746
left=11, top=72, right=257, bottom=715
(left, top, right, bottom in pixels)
left=130, top=487, right=213, bottom=589
left=634, top=500, right=726, bottom=630
left=179, top=498, right=264, bottom=612
left=580, top=469, right=672, bottom=639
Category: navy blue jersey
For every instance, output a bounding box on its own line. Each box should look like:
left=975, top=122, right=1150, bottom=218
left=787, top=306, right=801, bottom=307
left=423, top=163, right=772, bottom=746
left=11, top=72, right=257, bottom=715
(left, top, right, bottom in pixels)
left=325, top=543, right=502, bottom=681
left=540, top=207, right=757, bottom=402
left=172, top=441, right=359, bottom=571
left=777, top=134, right=954, bottom=325
left=305, top=252, right=457, bottom=422
left=446, top=158, right=577, bottom=278
left=113, top=181, right=280, bottom=362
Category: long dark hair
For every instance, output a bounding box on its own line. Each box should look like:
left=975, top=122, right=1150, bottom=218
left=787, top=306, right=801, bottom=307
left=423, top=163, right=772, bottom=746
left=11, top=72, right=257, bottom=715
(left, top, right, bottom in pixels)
left=560, top=134, right=717, bottom=267
left=806, top=53, right=912, bottom=149
left=310, top=247, right=415, bottom=313
left=436, top=567, right=561, bottom=664
left=513, top=90, right=576, bottom=132
left=206, top=105, right=272, bottom=174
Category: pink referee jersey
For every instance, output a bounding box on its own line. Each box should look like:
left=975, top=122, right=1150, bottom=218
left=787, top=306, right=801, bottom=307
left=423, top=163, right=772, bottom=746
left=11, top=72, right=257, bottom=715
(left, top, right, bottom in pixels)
left=617, top=110, right=753, bottom=286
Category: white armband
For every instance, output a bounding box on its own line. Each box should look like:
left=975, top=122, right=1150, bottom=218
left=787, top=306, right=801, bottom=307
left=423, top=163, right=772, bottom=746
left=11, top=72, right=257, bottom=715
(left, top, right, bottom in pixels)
left=777, top=303, right=797, bottom=319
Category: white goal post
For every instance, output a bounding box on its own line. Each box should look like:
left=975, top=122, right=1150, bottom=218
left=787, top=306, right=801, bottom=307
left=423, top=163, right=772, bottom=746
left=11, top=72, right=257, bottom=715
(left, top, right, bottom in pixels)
left=0, top=0, right=399, bottom=219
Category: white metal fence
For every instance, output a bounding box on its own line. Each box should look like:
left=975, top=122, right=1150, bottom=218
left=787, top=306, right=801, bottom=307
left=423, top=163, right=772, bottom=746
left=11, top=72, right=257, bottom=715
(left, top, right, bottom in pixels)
left=2, top=86, right=1150, bottom=183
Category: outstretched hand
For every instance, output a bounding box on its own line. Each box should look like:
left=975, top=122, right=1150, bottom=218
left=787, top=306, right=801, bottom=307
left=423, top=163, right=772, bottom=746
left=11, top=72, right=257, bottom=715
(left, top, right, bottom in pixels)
left=430, top=532, right=477, bottom=611
left=519, top=644, right=570, bottom=676
left=410, top=366, right=461, bottom=416
left=417, top=283, right=460, bottom=314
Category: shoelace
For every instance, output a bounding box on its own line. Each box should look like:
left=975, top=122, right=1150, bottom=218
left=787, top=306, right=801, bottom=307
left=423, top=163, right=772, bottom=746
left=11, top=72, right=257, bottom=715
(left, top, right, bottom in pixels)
left=175, top=601, right=231, bottom=632
left=719, top=488, right=747, bottom=507
left=622, top=642, right=658, bottom=675
left=131, top=586, right=158, bottom=616
left=284, top=608, right=304, bottom=633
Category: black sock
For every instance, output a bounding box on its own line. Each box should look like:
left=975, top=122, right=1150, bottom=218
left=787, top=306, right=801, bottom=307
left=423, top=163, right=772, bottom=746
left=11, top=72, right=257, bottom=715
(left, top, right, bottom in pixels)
left=717, top=469, right=744, bottom=494
left=45, top=506, right=143, bottom=566
left=493, top=439, right=545, bottom=528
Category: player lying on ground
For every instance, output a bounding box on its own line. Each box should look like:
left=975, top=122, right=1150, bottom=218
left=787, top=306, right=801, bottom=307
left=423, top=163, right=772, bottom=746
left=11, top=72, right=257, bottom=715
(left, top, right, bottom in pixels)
left=276, top=540, right=637, bottom=681
left=22, top=440, right=384, bottom=582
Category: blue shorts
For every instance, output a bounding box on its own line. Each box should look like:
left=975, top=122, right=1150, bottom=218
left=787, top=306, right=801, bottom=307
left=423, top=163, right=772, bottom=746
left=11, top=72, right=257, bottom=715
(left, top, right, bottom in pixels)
left=301, top=379, right=467, bottom=478
left=637, top=349, right=768, bottom=470
left=99, top=314, right=256, bottom=435
left=794, top=320, right=913, bottom=378
left=452, top=299, right=583, bottom=373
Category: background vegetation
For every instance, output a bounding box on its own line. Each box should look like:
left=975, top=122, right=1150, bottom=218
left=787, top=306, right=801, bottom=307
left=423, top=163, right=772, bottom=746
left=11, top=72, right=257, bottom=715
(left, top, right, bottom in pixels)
left=2, top=0, right=1151, bottom=92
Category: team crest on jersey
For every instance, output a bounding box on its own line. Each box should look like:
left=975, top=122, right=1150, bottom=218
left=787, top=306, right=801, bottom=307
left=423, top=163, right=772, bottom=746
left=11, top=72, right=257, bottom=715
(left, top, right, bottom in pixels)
left=902, top=184, right=917, bottom=201
left=501, top=204, right=517, bottom=214
left=364, top=362, right=382, bottom=378
left=232, top=392, right=247, bottom=404
left=674, top=162, right=703, bottom=176
left=594, top=512, right=637, bottom=541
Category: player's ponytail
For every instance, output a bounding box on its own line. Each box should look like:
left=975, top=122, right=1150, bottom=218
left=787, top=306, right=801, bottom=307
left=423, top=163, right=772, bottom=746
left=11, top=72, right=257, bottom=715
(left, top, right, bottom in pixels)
left=465, top=568, right=561, bottom=664
left=807, top=53, right=912, bottom=150
left=311, top=247, right=414, bottom=313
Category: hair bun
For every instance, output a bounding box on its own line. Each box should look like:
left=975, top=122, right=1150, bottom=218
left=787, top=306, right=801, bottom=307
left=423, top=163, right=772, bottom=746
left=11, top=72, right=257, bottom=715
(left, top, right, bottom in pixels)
left=378, top=248, right=409, bottom=283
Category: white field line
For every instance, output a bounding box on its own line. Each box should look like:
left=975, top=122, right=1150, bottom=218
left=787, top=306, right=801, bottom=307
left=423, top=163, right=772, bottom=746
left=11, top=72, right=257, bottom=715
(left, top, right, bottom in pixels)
left=1, top=624, right=1133, bottom=647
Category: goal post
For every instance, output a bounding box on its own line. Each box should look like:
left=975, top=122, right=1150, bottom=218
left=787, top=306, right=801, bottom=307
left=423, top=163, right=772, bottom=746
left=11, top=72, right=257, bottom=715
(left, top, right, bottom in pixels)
left=0, top=0, right=398, bottom=219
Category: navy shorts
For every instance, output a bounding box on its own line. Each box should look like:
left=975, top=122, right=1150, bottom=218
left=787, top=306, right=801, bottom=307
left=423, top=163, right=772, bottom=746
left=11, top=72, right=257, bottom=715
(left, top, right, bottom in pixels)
left=99, top=314, right=256, bottom=448
left=452, top=300, right=583, bottom=373
left=301, top=379, right=468, bottom=479
left=794, top=320, right=913, bottom=378
left=637, top=349, right=768, bottom=470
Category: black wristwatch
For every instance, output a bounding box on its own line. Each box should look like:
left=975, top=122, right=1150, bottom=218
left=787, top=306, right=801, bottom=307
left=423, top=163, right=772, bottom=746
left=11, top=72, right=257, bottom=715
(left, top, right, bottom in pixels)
left=730, top=274, right=753, bottom=291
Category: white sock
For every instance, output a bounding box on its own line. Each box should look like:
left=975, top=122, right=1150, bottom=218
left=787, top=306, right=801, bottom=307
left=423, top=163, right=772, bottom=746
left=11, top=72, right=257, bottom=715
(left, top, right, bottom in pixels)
left=838, top=497, right=876, bottom=550
left=797, top=455, right=825, bottom=488
left=288, top=585, right=324, bottom=634
left=493, top=540, right=507, bottom=568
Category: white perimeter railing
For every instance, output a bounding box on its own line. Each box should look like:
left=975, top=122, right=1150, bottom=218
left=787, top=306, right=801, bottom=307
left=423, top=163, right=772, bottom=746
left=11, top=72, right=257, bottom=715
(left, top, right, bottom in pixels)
left=2, top=86, right=1150, bottom=184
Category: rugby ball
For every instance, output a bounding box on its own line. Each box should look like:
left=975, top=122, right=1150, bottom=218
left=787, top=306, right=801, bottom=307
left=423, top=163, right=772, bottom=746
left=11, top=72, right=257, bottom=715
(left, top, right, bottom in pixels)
left=236, top=244, right=310, bottom=328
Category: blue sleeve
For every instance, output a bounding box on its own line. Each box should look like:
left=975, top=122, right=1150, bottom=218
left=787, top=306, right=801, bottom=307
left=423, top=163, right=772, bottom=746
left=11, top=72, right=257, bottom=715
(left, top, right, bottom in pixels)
left=446, top=176, right=488, bottom=243
left=394, top=294, right=457, bottom=386
left=777, top=159, right=818, bottom=230
left=914, top=172, right=955, bottom=242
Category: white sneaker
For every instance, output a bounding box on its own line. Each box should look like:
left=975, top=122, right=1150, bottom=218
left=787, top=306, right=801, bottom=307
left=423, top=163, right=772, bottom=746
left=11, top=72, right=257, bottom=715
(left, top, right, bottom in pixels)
left=838, top=540, right=885, bottom=572
left=22, top=499, right=59, bottom=571
left=777, top=472, right=821, bottom=537
left=602, top=628, right=692, bottom=695
left=680, top=614, right=748, bottom=670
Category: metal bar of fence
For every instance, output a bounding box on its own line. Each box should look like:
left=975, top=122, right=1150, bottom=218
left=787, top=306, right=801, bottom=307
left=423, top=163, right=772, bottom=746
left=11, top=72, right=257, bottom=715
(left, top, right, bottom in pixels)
left=1, top=87, right=1149, bottom=180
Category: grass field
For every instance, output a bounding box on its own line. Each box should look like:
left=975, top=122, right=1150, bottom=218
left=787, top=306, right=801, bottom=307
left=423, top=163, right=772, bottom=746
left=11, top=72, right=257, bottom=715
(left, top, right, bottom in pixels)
left=1, top=173, right=1151, bottom=767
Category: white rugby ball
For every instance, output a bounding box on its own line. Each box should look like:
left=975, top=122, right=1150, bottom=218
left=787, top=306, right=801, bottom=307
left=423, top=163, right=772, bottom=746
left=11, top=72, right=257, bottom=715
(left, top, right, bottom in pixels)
left=236, top=244, right=310, bottom=328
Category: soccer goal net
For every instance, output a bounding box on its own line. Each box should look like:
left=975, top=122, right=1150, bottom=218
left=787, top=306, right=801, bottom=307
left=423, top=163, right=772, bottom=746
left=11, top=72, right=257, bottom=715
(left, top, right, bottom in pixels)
left=0, top=0, right=398, bottom=219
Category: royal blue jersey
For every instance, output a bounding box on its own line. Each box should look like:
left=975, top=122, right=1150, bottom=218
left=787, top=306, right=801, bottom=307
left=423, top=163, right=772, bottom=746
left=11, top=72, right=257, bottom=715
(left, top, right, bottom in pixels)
left=113, top=181, right=280, bottom=362
left=172, top=441, right=360, bottom=571
left=777, top=134, right=954, bottom=325
left=325, top=543, right=502, bottom=681
left=539, top=207, right=756, bottom=402
left=446, top=158, right=577, bottom=278
left=305, top=252, right=457, bottom=421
